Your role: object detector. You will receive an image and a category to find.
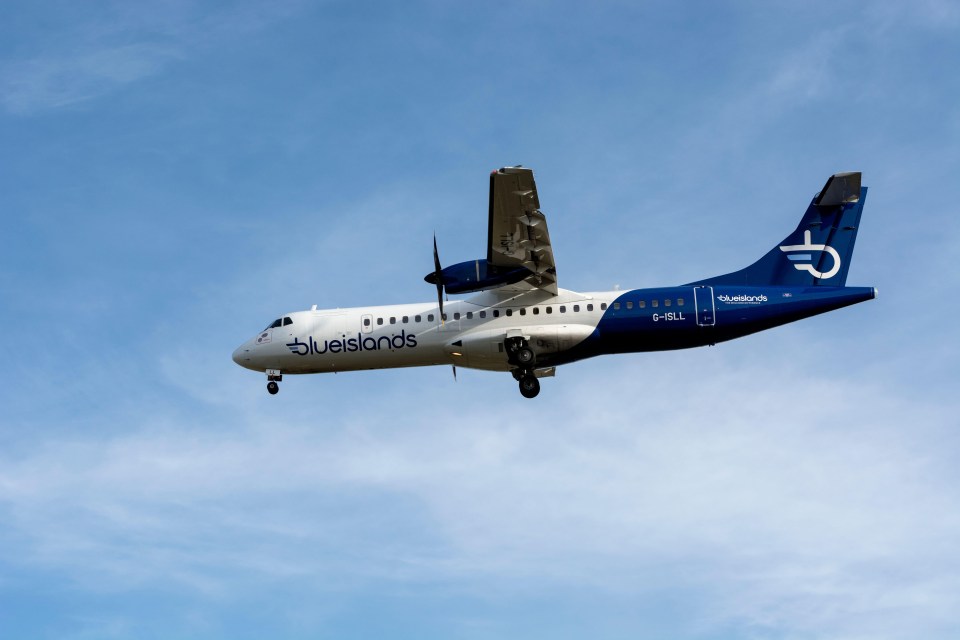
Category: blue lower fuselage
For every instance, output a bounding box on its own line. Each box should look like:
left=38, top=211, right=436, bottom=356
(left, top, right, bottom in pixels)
left=549, top=285, right=876, bottom=366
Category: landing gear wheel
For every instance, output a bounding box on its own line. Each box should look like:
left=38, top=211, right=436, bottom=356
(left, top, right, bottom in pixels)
left=516, top=347, right=535, bottom=366
left=519, top=374, right=540, bottom=399
left=505, top=337, right=536, bottom=368
left=267, top=381, right=279, bottom=395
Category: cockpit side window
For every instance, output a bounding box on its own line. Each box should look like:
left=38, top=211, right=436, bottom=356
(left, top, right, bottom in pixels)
left=282, top=317, right=292, bottom=326
left=265, top=318, right=282, bottom=330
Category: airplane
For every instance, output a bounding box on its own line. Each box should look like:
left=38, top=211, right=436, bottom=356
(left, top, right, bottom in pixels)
left=232, top=167, right=876, bottom=398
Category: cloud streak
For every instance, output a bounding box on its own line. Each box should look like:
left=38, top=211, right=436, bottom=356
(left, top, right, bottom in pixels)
left=0, top=1, right=304, bottom=115
left=0, top=44, right=180, bottom=114
left=2, top=352, right=958, bottom=638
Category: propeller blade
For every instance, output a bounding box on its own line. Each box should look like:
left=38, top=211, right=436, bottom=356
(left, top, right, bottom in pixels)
left=433, top=234, right=445, bottom=323
left=451, top=365, right=457, bottom=381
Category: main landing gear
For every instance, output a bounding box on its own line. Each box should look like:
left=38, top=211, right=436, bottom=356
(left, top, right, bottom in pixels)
left=506, top=337, right=540, bottom=399
left=266, top=370, right=282, bottom=395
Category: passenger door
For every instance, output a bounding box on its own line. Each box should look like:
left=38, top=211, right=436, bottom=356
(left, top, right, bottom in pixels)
left=693, top=286, right=715, bottom=326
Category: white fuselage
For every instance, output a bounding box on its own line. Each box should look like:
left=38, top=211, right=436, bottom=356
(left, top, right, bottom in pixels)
left=232, top=288, right=615, bottom=375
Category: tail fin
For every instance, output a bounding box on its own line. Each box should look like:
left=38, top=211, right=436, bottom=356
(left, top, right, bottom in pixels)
left=688, top=172, right=866, bottom=287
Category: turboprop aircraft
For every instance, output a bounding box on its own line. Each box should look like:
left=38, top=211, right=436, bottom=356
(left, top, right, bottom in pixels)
left=232, top=167, right=875, bottom=398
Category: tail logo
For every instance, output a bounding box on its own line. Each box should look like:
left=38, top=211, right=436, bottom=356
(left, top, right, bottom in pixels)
left=779, top=230, right=841, bottom=280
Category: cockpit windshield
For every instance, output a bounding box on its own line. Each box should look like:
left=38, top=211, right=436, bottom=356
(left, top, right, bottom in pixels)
left=263, top=317, right=293, bottom=330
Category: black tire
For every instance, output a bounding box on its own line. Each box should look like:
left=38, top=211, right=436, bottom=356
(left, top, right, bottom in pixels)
left=516, top=347, right=535, bottom=365
left=519, top=375, right=540, bottom=399
left=267, top=381, right=279, bottom=395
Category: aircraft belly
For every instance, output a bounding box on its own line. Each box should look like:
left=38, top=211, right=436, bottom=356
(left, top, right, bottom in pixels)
left=561, top=286, right=877, bottom=360
left=452, top=324, right=596, bottom=371
left=709, top=286, right=875, bottom=342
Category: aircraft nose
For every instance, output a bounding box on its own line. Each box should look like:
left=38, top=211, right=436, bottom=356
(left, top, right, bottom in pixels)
left=232, top=343, right=250, bottom=367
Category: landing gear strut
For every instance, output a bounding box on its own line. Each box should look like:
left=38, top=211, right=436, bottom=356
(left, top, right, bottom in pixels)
left=266, top=370, right=282, bottom=395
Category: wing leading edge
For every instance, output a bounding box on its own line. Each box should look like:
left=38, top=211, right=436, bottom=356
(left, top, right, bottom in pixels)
left=487, top=167, right=558, bottom=295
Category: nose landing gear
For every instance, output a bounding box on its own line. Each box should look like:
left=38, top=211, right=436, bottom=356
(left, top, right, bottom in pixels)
left=266, top=370, right=282, bottom=395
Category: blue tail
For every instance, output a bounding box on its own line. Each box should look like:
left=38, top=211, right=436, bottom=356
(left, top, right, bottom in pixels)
left=688, top=172, right=867, bottom=287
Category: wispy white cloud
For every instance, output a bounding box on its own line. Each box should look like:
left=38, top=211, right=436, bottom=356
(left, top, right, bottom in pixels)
left=0, top=43, right=180, bottom=114
left=2, top=352, right=958, bottom=638
left=0, top=1, right=305, bottom=115
left=871, top=0, right=960, bottom=31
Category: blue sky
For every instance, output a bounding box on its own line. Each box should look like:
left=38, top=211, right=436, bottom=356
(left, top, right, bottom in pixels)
left=2, top=1, right=960, bottom=638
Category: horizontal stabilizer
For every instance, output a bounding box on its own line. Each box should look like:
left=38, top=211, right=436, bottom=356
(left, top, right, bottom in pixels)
left=815, top=172, right=861, bottom=207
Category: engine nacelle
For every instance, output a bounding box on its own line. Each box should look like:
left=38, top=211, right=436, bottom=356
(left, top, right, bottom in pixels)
left=425, top=259, right=531, bottom=294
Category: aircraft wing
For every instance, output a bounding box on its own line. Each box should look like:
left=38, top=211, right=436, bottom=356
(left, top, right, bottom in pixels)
left=487, top=167, right=558, bottom=295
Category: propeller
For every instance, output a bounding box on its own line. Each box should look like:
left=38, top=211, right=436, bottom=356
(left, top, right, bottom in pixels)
left=432, top=234, right=445, bottom=324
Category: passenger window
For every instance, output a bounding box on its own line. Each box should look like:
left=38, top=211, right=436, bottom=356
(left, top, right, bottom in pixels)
left=466, top=312, right=473, bottom=320
left=587, top=304, right=594, bottom=312
left=639, top=301, right=646, bottom=308
left=283, top=317, right=293, bottom=326
left=442, top=313, right=447, bottom=321
left=377, top=318, right=384, bottom=325
left=428, top=314, right=434, bottom=321
left=546, top=306, right=553, bottom=314
left=559, top=306, right=566, bottom=313
left=601, top=303, right=608, bottom=310
left=390, top=317, right=396, bottom=324
left=613, top=302, right=621, bottom=310
left=520, top=308, right=526, bottom=316
left=415, top=315, right=422, bottom=322
left=652, top=300, right=659, bottom=308
left=402, top=316, right=409, bottom=323
left=493, top=310, right=500, bottom=318
left=479, top=311, right=486, bottom=318
left=626, top=301, right=633, bottom=309
left=454, top=312, right=461, bottom=320
left=664, top=299, right=671, bottom=307
left=677, top=298, right=684, bottom=306
left=533, top=307, right=540, bottom=315
left=506, top=309, right=513, bottom=317
left=573, top=305, right=580, bottom=312
left=363, top=318, right=371, bottom=327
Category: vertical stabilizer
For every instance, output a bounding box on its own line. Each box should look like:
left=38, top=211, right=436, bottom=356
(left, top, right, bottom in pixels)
left=688, top=172, right=866, bottom=287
